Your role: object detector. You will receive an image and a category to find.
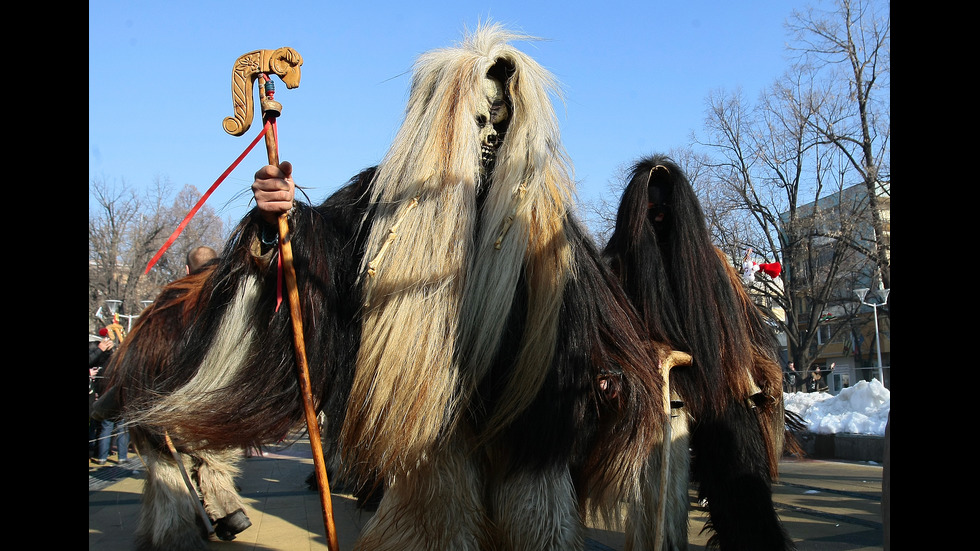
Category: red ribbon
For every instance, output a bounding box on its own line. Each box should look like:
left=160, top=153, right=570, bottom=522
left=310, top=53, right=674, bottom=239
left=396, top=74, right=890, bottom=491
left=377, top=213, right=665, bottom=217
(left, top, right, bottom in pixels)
left=146, top=111, right=286, bottom=315
left=276, top=243, right=284, bottom=311
left=144, top=120, right=273, bottom=275
left=265, top=118, right=285, bottom=313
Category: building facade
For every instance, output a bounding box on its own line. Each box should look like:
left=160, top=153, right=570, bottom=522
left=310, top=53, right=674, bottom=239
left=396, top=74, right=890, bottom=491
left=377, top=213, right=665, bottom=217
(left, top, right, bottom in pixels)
left=777, top=181, right=890, bottom=394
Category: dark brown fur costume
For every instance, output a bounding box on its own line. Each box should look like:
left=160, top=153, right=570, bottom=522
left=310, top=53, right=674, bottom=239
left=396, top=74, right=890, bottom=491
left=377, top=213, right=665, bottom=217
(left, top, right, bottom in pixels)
left=603, top=154, right=795, bottom=550
left=107, top=25, right=672, bottom=550
left=99, top=262, right=256, bottom=549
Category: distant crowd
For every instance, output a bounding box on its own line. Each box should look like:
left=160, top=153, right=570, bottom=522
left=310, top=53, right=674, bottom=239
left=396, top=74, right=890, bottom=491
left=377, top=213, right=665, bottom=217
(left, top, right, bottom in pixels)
left=783, top=362, right=835, bottom=393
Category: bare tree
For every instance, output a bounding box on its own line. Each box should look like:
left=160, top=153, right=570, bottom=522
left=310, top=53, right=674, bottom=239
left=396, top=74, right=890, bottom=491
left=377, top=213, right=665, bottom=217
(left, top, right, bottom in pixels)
left=579, top=0, right=888, bottom=376
left=691, top=53, right=885, bottom=375
left=686, top=2, right=888, bottom=376
left=89, top=176, right=225, bottom=335
left=787, top=0, right=890, bottom=298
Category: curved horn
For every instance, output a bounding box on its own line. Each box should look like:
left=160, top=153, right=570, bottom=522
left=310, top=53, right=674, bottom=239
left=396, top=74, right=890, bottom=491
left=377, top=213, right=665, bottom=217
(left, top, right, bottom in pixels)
left=663, top=350, right=692, bottom=370
left=222, top=47, right=304, bottom=136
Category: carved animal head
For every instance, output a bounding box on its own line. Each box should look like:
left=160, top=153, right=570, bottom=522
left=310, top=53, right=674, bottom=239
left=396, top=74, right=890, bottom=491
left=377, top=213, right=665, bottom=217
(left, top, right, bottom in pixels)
left=267, top=47, right=303, bottom=89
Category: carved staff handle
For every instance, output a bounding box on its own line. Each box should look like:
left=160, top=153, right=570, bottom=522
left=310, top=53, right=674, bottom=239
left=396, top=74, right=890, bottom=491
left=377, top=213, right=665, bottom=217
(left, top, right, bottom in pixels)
left=654, top=350, right=692, bottom=551
left=222, top=47, right=303, bottom=137
left=224, top=48, right=339, bottom=551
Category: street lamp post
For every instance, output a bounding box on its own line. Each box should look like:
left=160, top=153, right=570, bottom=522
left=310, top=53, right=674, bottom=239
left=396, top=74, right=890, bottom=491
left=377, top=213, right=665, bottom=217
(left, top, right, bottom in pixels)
left=854, top=286, right=890, bottom=385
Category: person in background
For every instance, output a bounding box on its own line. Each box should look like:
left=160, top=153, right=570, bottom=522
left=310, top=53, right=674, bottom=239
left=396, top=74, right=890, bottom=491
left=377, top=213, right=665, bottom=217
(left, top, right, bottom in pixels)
left=804, top=364, right=828, bottom=393
left=89, top=335, right=114, bottom=459
left=92, top=334, right=128, bottom=465
left=89, top=335, right=114, bottom=408
left=784, top=362, right=800, bottom=393
left=817, top=362, right=835, bottom=392
left=186, top=246, right=217, bottom=275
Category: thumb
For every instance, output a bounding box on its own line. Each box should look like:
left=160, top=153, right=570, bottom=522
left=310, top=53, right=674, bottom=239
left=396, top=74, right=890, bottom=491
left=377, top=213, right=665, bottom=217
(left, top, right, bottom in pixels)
left=279, top=160, right=293, bottom=179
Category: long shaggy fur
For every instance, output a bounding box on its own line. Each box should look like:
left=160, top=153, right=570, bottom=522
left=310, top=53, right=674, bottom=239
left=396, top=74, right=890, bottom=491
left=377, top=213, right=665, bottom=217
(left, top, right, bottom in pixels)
left=490, top=462, right=585, bottom=550
left=353, top=431, right=493, bottom=551
left=134, top=450, right=210, bottom=551
left=108, top=23, right=671, bottom=550
left=99, top=265, right=256, bottom=551
left=111, top=170, right=370, bottom=451
left=347, top=23, right=666, bottom=529
left=624, top=397, right=692, bottom=551
left=344, top=23, right=578, bottom=476
left=603, top=154, right=794, bottom=550
left=128, top=274, right=261, bottom=443
left=716, top=247, right=789, bottom=474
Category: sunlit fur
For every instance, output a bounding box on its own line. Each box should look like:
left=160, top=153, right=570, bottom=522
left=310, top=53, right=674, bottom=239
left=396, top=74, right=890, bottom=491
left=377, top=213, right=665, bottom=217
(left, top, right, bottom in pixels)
left=103, top=265, right=218, bottom=418
left=353, top=431, right=492, bottom=551
left=108, top=24, right=671, bottom=550
left=99, top=265, right=252, bottom=551
left=345, top=23, right=666, bottom=538
left=193, top=448, right=247, bottom=525
left=716, top=247, right=790, bottom=475
left=624, top=397, right=692, bottom=551
left=345, top=23, right=577, bottom=476
left=604, top=154, right=794, bottom=550
left=134, top=450, right=210, bottom=551
left=112, top=173, right=370, bottom=452
left=129, top=274, right=260, bottom=441
left=104, top=171, right=371, bottom=550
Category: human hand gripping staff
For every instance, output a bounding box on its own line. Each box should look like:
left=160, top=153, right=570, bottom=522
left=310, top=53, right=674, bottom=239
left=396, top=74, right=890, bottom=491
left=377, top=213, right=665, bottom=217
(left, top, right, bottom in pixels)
left=224, top=48, right=339, bottom=551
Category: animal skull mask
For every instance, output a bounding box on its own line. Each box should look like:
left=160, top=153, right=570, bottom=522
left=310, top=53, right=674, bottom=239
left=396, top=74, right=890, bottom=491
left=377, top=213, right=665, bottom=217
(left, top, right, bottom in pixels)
left=478, top=74, right=510, bottom=173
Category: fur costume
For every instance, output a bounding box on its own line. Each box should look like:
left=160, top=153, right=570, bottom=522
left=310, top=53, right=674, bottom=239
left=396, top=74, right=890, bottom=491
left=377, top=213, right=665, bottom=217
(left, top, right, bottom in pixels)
left=603, top=155, right=795, bottom=550
left=96, top=264, right=253, bottom=550
left=106, top=24, right=673, bottom=550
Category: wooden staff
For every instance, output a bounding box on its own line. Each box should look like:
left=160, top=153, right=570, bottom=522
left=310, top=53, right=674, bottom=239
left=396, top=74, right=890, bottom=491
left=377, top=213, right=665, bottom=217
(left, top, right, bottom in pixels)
left=654, top=350, right=692, bottom=551
left=164, top=431, right=215, bottom=536
left=223, top=48, right=339, bottom=551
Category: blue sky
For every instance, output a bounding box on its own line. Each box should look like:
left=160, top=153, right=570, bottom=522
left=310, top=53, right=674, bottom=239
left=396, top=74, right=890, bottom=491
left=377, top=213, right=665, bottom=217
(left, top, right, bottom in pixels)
left=89, top=0, right=813, bottom=230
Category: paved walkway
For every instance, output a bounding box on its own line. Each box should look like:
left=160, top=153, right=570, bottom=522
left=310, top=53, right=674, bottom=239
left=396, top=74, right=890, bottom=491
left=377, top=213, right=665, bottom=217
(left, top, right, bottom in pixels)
left=90, top=434, right=885, bottom=550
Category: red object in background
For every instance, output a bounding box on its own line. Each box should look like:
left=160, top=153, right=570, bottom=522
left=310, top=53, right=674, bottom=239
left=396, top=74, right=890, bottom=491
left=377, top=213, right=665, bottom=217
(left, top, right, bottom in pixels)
left=758, top=262, right=781, bottom=279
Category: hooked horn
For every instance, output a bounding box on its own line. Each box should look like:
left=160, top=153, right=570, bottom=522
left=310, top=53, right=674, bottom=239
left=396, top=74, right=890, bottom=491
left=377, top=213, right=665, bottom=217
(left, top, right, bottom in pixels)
left=222, top=47, right=304, bottom=136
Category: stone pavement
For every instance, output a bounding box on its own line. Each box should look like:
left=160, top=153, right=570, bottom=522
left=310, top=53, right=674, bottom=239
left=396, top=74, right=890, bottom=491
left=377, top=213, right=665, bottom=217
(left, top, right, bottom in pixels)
left=90, top=434, right=885, bottom=550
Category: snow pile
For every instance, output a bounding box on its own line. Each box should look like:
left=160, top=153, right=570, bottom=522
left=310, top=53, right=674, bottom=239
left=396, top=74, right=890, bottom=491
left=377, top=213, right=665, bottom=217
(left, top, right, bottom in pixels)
left=783, top=379, right=890, bottom=436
